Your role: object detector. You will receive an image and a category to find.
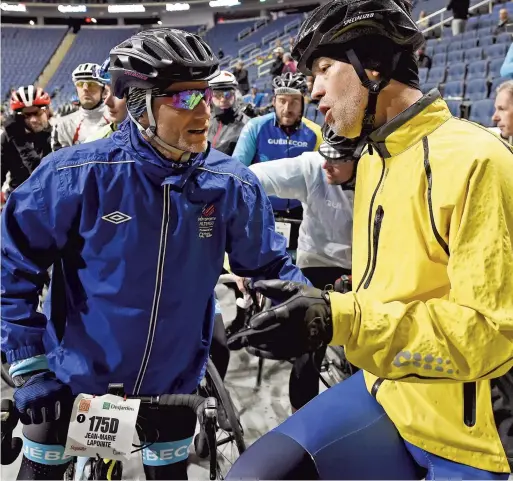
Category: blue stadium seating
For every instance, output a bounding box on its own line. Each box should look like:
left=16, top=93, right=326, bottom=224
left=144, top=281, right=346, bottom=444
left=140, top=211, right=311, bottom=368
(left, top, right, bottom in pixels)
left=421, top=83, right=439, bottom=94
left=446, top=62, right=467, bottom=82
left=476, top=26, right=494, bottom=37
left=427, top=67, right=446, bottom=84
left=462, top=38, right=479, bottom=49
left=489, top=57, right=505, bottom=79
left=419, top=67, right=429, bottom=84
left=466, top=78, right=489, bottom=101
left=46, top=27, right=138, bottom=106
left=433, top=52, right=447, bottom=67
left=448, top=50, right=465, bottom=63
left=469, top=99, right=495, bottom=127
left=434, top=43, right=448, bottom=55
left=1, top=26, right=67, bottom=99
left=444, top=81, right=465, bottom=99
left=445, top=99, right=462, bottom=117
left=465, top=47, right=484, bottom=62
left=468, top=60, right=489, bottom=79
left=496, top=32, right=513, bottom=45
left=485, top=43, right=509, bottom=59
left=490, top=77, right=508, bottom=99
left=479, top=35, right=495, bottom=47
left=450, top=40, right=464, bottom=50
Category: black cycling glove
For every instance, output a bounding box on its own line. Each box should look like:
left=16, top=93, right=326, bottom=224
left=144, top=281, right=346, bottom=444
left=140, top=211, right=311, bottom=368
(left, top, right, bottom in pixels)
left=227, top=280, right=333, bottom=360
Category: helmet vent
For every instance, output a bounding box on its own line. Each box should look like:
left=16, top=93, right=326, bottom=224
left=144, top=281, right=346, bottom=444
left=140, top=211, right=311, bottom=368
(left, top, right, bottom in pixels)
left=141, top=41, right=162, bottom=60
left=185, top=36, right=205, bottom=61
left=130, top=57, right=155, bottom=76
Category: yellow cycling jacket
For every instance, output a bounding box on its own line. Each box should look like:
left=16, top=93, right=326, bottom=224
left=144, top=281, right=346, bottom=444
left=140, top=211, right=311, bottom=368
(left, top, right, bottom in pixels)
left=329, top=90, right=513, bottom=473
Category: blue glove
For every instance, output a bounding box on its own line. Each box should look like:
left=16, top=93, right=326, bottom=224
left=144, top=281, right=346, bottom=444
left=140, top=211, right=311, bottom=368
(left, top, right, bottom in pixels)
left=13, top=371, right=73, bottom=425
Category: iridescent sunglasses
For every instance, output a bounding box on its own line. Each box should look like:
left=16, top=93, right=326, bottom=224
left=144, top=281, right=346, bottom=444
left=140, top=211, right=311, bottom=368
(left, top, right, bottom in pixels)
left=154, top=88, right=213, bottom=110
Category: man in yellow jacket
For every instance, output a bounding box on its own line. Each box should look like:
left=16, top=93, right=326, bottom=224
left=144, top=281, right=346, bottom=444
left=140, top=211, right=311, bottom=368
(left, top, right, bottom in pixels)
left=227, top=0, right=513, bottom=479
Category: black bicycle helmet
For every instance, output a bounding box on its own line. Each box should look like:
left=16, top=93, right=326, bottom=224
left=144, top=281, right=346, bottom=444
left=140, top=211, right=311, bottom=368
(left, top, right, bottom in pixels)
left=292, top=0, right=424, bottom=73
left=110, top=28, right=220, bottom=98
left=272, top=72, right=308, bottom=96
left=292, top=0, right=424, bottom=161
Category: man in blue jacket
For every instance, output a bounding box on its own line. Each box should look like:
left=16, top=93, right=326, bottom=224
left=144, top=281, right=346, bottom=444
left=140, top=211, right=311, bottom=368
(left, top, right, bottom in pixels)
left=1, top=28, right=307, bottom=480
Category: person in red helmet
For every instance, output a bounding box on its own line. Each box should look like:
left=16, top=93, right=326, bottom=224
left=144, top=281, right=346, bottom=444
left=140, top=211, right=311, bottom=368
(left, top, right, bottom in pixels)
left=1, top=86, right=52, bottom=198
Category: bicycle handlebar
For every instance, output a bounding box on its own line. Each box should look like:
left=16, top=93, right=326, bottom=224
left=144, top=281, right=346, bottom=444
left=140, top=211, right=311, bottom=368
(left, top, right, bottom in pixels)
left=274, top=216, right=301, bottom=225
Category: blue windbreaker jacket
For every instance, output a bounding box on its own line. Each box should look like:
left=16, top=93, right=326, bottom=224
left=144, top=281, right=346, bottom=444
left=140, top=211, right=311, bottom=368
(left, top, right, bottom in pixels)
left=1, top=119, right=308, bottom=396
left=232, top=113, right=322, bottom=212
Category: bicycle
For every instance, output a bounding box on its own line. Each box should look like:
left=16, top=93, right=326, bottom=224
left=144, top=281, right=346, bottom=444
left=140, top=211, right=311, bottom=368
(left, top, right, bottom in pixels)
left=1, top=351, right=14, bottom=388
left=64, top=383, right=219, bottom=481
left=196, top=358, right=246, bottom=479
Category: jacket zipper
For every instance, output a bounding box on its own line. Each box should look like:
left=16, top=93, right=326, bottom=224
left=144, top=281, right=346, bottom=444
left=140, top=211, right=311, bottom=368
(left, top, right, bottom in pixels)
left=133, top=184, right=171, bottom=394
left=364, top=206, right=384, bottom=289
left=355, top=157, right=386, bottom=292
left=463, top=382, right=477, bottom=427
left=212, top=121, right=223, bottom=148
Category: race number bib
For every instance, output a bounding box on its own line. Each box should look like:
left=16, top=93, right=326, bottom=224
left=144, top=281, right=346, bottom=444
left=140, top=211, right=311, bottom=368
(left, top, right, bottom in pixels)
left=275, top=221, right=292, bottom=248
left=64, top=394, right=140, bottom=461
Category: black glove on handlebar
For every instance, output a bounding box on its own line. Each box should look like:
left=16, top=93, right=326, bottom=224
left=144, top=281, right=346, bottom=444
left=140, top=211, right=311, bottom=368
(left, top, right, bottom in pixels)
left=227, top=280, right=333, bottom=360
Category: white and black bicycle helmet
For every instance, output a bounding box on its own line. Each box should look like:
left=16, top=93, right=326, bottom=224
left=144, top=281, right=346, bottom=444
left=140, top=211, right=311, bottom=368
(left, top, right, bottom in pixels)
left=272, top=72, right=308, bottom=96
left=72, top=63, right=105, bottom=84
left=292, top=0, right=425, bottom=161
left=209, top=71, right=238, bottom=91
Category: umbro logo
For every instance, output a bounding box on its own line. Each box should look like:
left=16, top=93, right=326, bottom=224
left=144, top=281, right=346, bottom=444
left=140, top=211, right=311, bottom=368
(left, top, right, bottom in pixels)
left=102, top=211, right=132, bottom=224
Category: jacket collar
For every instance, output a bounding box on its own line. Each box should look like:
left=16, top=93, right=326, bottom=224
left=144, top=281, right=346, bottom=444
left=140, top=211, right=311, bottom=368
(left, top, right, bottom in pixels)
left=112, top=119, right=207, bottom=189
left=368, top=90, right=452, bottom=158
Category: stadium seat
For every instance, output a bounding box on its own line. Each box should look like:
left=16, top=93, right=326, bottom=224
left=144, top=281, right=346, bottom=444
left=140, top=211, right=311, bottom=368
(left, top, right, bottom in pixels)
left=466, top=78, right=489, bottom=101
left=462, top=38, right=479, bottom=50
left=478, top=15, right=494, bottom=29
left=446, top=62, right=467, bottom=82
left=426, top=38, right=438, bottom=49
left=496, top=32, right=513, bottom=45
left=466, top=17, right=479, bottom=31
left=450, top=40, right=464, bottom=50
left=434, top=44, right=448, bottom=55
left=448, top=50, right=465, bottom=63
left=485, top=43, right=509, bottom=59
left=476, top=26, right=494, bottom=37
left=479, top=36, right=495, bottom=48
left=468, top=99, right=495, bottom=127
left=465, top=47, right=484, bottom=63
left=419, top=67, right=429, bottom=84
left=427, top=67, right=446, bottom=84
left=444, top=81, right=465, bottom=99
left=489, top=57, right=505, bottom=79
left=462, top=31, right=477, bottom=40
left=421, top=83, right=439, bottom=94
left=490, top=77, right=508, bottom=99
left=433, top=53, right=447, bottom=67
left=467, top=60, right=489, bottom=79
left=445, top=99, right=463, bottom=117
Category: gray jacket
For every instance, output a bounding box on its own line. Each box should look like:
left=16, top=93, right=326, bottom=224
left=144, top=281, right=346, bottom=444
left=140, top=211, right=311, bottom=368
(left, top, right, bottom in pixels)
left=51, top=104, right=108, bottom=151
left=208, top=108, right=249, bottom=156
left=250, top=151, right=354, bottom=269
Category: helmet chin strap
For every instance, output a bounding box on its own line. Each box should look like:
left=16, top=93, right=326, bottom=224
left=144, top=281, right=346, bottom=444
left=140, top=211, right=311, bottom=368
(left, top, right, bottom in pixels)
left=129, top=90, right=191, bottom=162
left=345, top=49, right=401, bottom=160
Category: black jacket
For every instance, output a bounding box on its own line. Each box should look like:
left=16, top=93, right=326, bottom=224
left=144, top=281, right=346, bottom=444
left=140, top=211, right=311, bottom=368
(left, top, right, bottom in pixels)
left=271, top=58, right=285, bottom=78
left=1, top=116, right=52, bottom=191
left=233, top=68, right=250, bottom=95
left=447, top=0, right=470, bottom=20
